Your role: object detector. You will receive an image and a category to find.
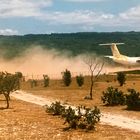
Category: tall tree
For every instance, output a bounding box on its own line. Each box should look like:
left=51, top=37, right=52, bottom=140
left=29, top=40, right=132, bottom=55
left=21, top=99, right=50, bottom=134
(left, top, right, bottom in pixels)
left=84, top=54, right=104, bottom=99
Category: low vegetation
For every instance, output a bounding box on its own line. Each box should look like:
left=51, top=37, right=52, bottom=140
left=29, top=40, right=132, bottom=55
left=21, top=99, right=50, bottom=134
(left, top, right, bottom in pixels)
left=62, top=69, right=72, bottom=86
left=117, top=72, right=126, bottom=86
left=76, top=74, right=84, bottom=87
left=46, top=101, right=65, bottom=115
left=45, top=101, right=100, bottom=131
left=101, top=86, right=125, bottom=106
left=125, top=89, right=140, bottom=110
left=43, top=74, right=50, bottom=87
left=102, top=86, right=140, bottom=110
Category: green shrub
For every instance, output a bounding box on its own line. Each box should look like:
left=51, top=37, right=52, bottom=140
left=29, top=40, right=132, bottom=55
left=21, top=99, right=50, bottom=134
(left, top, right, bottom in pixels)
left=62, top=69, right=72, bottom=86
left=46, top=102, right=100, bottom=131
left=46, top=101, right=65, bottom=115
left=76, top=74, right=84, bottom=87
left=117, top=72, right=126, bottom=86
left=125, top=89, right=140, bottom=110
left=43, top=74, right=50, bottom=87
left=101, top=86, right=125, bottom=106
left=63, top=106, right=100, bottom=130
left=63, top=106, right=80, bottom=129
left=78, top=106, right=100, bottom=130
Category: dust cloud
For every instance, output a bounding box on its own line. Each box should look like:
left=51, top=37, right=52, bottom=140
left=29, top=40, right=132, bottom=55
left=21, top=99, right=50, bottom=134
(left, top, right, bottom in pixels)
left=0, top=46, right=138, bottom=79
left=0, top=46, right=88, bottom=79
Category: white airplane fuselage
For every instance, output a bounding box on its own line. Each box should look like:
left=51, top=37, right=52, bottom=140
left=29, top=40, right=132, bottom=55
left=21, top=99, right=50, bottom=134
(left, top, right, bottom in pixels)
left=101, top=43, right=140, bottom=66
left=111, top=55, right=140, bottom=66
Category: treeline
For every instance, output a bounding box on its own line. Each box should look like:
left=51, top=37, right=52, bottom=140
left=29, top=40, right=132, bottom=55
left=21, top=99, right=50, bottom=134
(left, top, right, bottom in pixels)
left=117, top=70, right=140, bottom=74
left=0, top=31, right=140, bottom=59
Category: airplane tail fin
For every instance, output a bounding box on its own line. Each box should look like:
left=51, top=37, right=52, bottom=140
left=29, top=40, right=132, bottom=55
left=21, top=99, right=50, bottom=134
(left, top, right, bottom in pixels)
left=99, top=43, right=124, bottom=58
left=111, top=43, right=121, bottom=57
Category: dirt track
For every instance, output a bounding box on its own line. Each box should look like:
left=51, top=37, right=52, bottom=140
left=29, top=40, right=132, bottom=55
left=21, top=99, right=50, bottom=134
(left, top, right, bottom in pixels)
left=11, top=90, right=140, bottom=133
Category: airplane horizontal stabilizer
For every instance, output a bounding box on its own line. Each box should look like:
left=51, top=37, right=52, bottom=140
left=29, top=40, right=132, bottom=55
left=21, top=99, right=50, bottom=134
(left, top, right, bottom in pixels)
left=99, top=43, right=124, bottom=46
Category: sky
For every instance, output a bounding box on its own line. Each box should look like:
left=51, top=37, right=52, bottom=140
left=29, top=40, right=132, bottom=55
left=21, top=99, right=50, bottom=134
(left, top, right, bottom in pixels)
left=0, top=0, right=140, bottom=35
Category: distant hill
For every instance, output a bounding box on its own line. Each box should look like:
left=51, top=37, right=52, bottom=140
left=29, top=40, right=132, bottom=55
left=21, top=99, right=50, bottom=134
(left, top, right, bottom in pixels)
left=0, top=32, right=140, bottom=59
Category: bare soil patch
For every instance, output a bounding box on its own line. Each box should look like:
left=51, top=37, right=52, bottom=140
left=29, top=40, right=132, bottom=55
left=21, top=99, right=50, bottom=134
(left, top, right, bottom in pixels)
left=0, top=98, right=140, bottom=140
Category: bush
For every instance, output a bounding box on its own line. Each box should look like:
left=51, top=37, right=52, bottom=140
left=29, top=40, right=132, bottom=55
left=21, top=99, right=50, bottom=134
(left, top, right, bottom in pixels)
left=62, top=69, right=72, bottom=86
left=125, top=89, right=140, bottom=110
left=63, top=106, right=80, bottom=129
left=46, top=101, right=65, bottom=115
left=46, top=102, right=100, bottom=131
left=30, top=79, right=38, bottom=88
left=117, top=72, right=126, bottom=86
left=43, top=74, right=50, bottom=87
left=101, top=86, right=125, bottom=106
left=78, top=106, right=100, bottom=130
left=76, top=74, right=84, bottom=87
left=63, top=106, right=100, bottom=130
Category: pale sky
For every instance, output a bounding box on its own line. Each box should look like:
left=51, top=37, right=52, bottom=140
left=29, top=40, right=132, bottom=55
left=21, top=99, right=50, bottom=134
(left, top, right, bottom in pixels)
left=0, top=0, right=140, bottom=35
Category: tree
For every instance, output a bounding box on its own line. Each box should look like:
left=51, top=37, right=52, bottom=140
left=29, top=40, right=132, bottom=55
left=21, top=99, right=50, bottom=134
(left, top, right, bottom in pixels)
left=76, top=74, right=84, bottom=87
left=62, top=69, right=72, bottom=86
left=0, top=72, right=20, bottom=108
left=84, top=54, right=104, bottom=99
left=117, top=72, right=126, bottom=86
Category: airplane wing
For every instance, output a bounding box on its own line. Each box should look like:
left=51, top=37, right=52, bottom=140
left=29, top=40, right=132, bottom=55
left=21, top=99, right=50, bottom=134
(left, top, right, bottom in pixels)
left=103, top=56, right=114, bottom=63
left=103, top=56, right=122, bottom=66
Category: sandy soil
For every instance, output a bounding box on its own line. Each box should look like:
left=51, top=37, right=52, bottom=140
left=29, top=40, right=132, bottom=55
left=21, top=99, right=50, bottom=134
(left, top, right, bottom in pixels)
left=1, top=75, right=140, bottom=139
left=0, top=91, right=139, bottom=139
left=12, top=90, right=140, bottom=133
left=0, top=98, right=139, bottom=140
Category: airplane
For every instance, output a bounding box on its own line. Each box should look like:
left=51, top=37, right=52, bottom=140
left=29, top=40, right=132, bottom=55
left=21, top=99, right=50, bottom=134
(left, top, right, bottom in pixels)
left=99, top=43, right=140, bottom=66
